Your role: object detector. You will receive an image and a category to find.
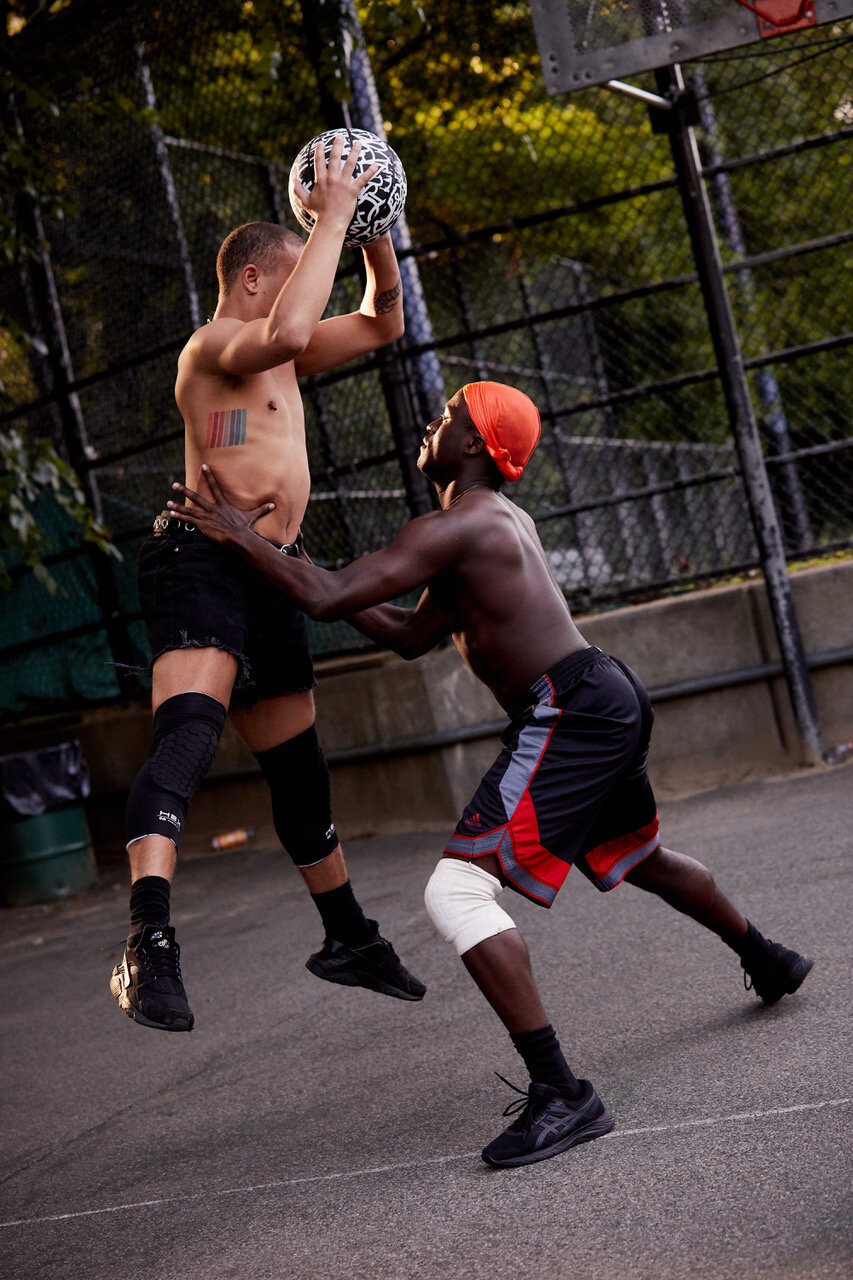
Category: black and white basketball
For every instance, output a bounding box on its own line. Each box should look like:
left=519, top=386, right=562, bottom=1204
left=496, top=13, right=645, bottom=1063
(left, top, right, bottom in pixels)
left=288, top=128, right=407, bottom=248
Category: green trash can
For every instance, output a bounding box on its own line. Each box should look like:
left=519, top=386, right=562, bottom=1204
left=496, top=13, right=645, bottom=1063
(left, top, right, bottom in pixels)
left=0, top=741, right=97, bottom=908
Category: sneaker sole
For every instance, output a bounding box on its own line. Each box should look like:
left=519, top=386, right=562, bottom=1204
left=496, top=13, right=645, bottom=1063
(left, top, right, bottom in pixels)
left=305, top=956, right=425, bottom=1001
left=481, top=1108, right=616, bottom=1168
left=760, top=955, right=814, bottom=1006
left=110, top=967, right=194, bottom=1032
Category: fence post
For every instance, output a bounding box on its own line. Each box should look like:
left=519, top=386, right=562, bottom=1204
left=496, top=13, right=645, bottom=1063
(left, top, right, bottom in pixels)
left=341, top=0, right=446, bottom=426
left=298, top=0, right=437, bottom=518
left=691, top=67, right=812, bottom=551
left=518, top=265, right=596, bottom=589
left=136, top=47, right=201, bottom=331
left=654, top=66, right=825, bottom=765
left=8, top=93, right=139, bottom=697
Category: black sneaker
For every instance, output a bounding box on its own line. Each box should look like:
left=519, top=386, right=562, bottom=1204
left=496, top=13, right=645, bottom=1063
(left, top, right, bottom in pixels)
left=306, top=921, right=426, bottom=1001
left=481, top=1075, right=614, bottom=1168
left=742, top=941, right=814, bottom=1006
left=110, top=925, right=194, bottom=1031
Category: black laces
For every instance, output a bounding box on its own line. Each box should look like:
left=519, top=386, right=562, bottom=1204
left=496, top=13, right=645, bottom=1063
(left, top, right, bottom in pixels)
left=143, top=932, right=182, bottom=980
left=494, top=1072, right=533, bottom=1118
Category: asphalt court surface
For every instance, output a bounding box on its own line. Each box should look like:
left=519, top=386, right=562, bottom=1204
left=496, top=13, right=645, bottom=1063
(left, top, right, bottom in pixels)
left=1, top=763, right=851, bottom=1280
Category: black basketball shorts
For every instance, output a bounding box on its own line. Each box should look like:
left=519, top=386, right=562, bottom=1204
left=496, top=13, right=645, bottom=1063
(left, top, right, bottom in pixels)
left=443, top=647, right=660, bottom=906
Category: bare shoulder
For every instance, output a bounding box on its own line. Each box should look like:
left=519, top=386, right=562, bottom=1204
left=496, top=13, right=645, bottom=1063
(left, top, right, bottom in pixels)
left=432, top=491, right=518, bottom=553
left=498, top=492, right=536, bottom=530
left=180, top=317, right=244, bottom=374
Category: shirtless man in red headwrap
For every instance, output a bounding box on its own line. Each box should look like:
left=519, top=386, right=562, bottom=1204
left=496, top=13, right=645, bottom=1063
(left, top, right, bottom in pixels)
left=167, top=380, right=814, bottom=1168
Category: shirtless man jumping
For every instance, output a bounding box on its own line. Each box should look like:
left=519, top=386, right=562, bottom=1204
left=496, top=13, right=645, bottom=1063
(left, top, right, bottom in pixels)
left=111, top=135, right=424, bottom=1034
left=167, top=380, right=813, bottom=1166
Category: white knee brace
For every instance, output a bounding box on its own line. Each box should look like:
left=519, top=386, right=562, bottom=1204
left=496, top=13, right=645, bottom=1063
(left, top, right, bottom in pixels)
left=424, top=857, right=517, bottom=957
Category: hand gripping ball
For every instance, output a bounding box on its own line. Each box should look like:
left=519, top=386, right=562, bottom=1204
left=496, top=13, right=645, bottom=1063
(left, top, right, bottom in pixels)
left=288, top=127, right=407, bottom=248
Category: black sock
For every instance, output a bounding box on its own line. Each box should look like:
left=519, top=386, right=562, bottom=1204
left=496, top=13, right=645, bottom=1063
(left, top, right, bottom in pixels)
left=311, top=880, right=374, bottom=946
left=510, top=1024, right=584, bottom=1100
left=129, top=875, right=171, bottom=934
left=724, top=920, right=768, bottom=960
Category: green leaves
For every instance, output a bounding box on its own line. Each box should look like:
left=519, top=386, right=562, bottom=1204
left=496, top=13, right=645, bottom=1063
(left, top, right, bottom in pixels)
left=0, top=429, right=120, bottom=594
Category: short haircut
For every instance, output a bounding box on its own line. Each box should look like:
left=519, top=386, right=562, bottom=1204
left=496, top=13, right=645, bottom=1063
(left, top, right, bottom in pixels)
left=216, top=222, right=304, bottom=294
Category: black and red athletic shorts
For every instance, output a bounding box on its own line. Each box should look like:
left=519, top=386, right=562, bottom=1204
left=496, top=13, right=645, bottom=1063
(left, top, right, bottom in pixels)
left=443, top=646, right=660, bottom=907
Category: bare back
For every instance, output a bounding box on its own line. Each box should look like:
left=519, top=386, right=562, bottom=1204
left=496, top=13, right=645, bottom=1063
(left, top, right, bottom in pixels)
left=428, top=491, right=587, bottom=709
left=175, top=319, right=310, bottom=546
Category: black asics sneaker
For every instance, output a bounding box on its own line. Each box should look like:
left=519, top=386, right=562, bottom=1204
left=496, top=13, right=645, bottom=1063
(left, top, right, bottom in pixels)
left=306, top=921, right=426, bottom=1001
left=481, top=1075, right=614, bottom=1168
left=110, top=925, right=194, bottom=1031
left=742, top=941, right=814, bottom=1006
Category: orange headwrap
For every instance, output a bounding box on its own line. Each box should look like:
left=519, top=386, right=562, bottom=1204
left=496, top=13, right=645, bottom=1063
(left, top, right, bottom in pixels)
left=461, top=382, right=541, bottom=482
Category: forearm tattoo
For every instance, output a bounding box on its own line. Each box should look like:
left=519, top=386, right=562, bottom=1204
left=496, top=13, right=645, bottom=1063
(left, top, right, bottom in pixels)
left=374, top=277, right=402, bottom=315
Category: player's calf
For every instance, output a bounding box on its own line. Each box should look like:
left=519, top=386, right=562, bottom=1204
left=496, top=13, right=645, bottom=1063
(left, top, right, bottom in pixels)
left=256, top=727, right=426, bottom=999
left=113, top=691, right=226, bottom=1030
left=425, top=856, right=613, bottom=1166
left=626, top=846, right=813, bottom=1005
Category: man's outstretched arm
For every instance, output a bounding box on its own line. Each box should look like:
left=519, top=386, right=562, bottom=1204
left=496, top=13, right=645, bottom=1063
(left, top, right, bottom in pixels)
left=346, top=589, right=451, bottom=660
left=167, top=467, right=458, bottom=628
left=296, top=535, right=449, bottom=659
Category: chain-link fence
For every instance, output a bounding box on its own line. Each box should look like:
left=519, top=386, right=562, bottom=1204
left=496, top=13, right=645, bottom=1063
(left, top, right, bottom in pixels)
left=3, top=0, right=851, bottom=720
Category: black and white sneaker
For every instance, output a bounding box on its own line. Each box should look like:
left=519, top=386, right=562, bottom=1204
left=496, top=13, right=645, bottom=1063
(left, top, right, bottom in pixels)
left=306, top=921, right=426, bottom=1001
left=742, top=940, right=814, bottom=1006
left=110, top=925, right=194, bottom=1031
left=481, top=1075, right=614, bottom=1168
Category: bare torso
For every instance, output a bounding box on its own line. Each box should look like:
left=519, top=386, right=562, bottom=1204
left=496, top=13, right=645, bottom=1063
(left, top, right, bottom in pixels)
left=428, top=490, right=588, bottom=710
left=174, top=321, right=310, bottom=545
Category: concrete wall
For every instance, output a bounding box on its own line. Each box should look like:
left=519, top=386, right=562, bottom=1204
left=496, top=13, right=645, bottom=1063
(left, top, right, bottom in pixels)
left=313, top=558, right=853, bottom=832
left=3, top=559, right=851, bottom=861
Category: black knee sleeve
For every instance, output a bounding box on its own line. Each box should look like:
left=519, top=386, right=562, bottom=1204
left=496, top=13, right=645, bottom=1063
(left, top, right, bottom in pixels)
left=255, top=725, right=337, bottom=867
left=125, top=692, right=227, bottom=851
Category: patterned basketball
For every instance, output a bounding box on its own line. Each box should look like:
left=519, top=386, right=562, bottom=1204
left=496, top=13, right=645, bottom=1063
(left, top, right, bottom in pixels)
left=288, top=128, right=407, bottom=248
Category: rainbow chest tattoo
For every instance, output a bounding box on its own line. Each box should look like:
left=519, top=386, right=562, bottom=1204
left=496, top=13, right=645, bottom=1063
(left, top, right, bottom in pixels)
left=206, top=409, right=247, bottom=448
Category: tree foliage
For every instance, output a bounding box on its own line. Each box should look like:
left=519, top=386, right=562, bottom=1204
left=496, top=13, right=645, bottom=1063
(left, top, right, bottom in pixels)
left=1, top=0, right=142, bottom=587
left=1, top=0, right=850, bottom=596
left=0, top=426, right=120, bottom=593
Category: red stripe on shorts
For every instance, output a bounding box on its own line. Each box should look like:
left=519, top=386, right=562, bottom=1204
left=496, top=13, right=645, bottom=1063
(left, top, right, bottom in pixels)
left=503, top=792, right=572, bottom=898
left=584, top=816, right=660, bottom=886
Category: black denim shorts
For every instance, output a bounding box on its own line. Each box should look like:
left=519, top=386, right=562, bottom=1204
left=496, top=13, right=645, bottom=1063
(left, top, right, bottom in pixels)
left=138, top=519, right=316, bottom=709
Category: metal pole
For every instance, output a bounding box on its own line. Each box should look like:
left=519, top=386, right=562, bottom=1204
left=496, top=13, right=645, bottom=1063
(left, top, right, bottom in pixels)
left=136, top=47, right=201, bottom=331
left=299, top=0, right=436, bottom=518
left=604, top=79, right=671, bottom=110
left=8, top=93, right=138, bottom=697
left=690, top=66, right=812, bottom=550
left=655, top=65, right=825, bottom=764
left=341, top=0, right=446, bottom=423
left=304, top=380, right=359, bottom=558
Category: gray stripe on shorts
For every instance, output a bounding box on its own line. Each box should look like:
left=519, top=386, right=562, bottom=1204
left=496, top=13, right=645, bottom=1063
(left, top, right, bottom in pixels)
left=443, top=828, right=559, bottom=905
left=498, top=703, right=561, bottom=817
left=494, top=828, right=558, bottom=906
left=593, top=834, right=660, bottom=891
left=444, top=830, right=505, bottom=857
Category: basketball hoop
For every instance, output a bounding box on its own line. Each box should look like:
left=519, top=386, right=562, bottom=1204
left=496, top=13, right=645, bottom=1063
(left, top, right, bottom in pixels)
left=529, top=1, right=853, bottom=94
left=735, top=0, right=818, bottom=37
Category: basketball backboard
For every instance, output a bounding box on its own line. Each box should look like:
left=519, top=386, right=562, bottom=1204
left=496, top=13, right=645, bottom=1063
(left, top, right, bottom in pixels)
left=530, top=1, right=853, bottom=93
